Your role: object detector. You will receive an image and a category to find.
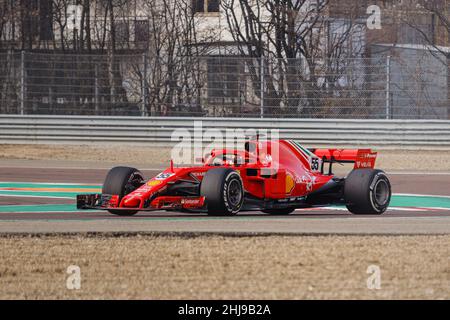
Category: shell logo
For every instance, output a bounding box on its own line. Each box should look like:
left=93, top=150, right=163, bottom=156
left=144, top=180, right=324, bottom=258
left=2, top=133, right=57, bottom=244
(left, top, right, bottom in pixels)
left=147, top=180, right=162, bottom=187
left=285, top=173, right=295, bottom=194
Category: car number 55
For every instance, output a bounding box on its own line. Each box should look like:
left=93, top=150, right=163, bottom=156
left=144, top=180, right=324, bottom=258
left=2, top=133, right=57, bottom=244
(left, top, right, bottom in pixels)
left=310, top=158, right=320, bottom=171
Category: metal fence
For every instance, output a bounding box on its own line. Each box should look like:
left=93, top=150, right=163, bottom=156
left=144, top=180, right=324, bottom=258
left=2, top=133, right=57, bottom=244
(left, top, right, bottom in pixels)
left=0, top=51, right=448, bottom=119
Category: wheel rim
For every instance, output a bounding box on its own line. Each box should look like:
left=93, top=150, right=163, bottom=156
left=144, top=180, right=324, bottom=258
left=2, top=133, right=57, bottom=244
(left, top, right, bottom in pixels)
left=374, top=179, right=389, bottom=206
left=227, top=179, right=242, bottom=207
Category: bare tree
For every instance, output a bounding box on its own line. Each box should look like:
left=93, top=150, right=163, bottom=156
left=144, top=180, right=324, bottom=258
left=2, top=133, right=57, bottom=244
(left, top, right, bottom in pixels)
left=137, top=0, right=214, bottom=115
left=79, top=0, right=92, bottom=52
left=0, top=0, right=8, bottom=48
left=221, top=0, right=365, bottom=117
left=405, top=0, right=450, bottom=63
left=52, top=0, right=69, bottom=50
left=394, top=0, right=449, bottom=118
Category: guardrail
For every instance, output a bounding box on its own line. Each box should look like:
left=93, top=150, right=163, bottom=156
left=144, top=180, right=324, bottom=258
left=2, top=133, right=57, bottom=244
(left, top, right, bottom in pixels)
left=1, top=115, right=450, bottom=149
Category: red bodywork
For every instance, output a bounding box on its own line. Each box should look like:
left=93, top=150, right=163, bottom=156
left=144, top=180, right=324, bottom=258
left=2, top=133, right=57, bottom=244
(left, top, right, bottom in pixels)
left=91, top=140, right=377, bottom=212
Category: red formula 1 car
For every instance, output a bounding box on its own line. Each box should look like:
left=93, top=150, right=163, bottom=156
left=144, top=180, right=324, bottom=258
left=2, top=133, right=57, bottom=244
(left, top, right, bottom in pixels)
left=77, top=139, right=391, bottom=216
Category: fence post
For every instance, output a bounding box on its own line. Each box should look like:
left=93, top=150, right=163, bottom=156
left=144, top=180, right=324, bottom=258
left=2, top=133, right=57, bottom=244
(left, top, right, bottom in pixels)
left=94, top=64, right=99, bottom=114
left=385, top=55, right=391, bottom=119
left=141, top=53, right=148, bottom=117
left=49, top=86, right=53, bottom=113
left=20, top=51, right=25, bottom=115
left=260, top=56, right=264, bottom=118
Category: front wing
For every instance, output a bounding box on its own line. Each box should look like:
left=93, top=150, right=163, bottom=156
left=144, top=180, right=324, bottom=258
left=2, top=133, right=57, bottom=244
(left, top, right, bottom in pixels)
left=76, top=194, right=206, bottom=211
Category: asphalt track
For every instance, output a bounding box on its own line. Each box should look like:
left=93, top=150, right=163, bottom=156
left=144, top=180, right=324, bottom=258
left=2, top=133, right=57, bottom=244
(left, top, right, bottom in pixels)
left=0, top=161, right=449, bottom=235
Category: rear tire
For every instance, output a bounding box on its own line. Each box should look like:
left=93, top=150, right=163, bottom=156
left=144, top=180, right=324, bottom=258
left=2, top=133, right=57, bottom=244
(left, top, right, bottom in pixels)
left=263, top=208, right=295, bottom=215
left=102, top=166, right=145, bottom=216
left=344, top=169, right=391, bottom=215
left=200, top=168, right=244, bottom=216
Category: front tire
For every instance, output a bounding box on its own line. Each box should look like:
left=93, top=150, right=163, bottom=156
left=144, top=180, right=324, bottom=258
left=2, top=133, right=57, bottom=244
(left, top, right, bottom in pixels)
left=102, top=166, right=145, bottom=216
left=200, top=168, right=244, bottom=216
left=344, top=169, right=391, bottom=215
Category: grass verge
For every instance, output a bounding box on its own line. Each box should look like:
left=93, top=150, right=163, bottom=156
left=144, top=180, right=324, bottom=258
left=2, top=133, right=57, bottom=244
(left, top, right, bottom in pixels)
left=0, top=233, right=448, bottom=299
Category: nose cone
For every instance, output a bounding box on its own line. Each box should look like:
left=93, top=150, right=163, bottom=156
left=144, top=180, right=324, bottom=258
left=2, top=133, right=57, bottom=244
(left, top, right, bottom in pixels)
left=123, top=197, right=140, bottom=208
left=119, top=178, right=167, bottom=208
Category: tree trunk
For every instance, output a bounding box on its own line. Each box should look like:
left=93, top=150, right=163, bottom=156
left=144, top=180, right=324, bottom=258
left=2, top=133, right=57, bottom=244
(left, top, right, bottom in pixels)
left=107, top=0, right=116, bottom=105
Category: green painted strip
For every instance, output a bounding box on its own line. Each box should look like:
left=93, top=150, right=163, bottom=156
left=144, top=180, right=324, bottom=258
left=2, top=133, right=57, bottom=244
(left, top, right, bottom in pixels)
left=292, top=141, right=314, bottom=157
left=0, top=182, right=101, bottom=198
left=0, top=190, right=96, bottom=198
left=390, top=195, right=450, bottom=209
left=0, top=180, right=449, bottom=212
left=0, top=204, right=99, bottom=213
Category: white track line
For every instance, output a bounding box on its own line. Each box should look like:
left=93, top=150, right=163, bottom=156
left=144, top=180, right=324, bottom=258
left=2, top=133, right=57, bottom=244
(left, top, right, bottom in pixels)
left=0, top=181, right=101, bottom=186
left=385, top=207, right=431, bottom=212
left=413, top=206, right=450, bottom=211
left=387, top=171, right=450, bottom=175
left=393, top=193, right=450, bottom=199
left=296, top=206, right=449, bottom=212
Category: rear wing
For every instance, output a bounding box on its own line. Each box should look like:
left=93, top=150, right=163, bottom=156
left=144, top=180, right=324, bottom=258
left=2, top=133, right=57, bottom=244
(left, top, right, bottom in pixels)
left=312, top=149, right=377, bottom=170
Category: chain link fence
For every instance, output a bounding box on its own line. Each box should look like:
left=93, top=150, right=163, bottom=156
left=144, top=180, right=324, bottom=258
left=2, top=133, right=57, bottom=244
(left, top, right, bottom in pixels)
left=0, top=51, right=448, bottom=119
